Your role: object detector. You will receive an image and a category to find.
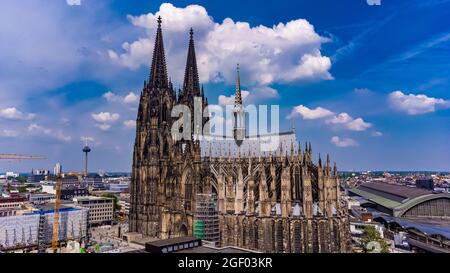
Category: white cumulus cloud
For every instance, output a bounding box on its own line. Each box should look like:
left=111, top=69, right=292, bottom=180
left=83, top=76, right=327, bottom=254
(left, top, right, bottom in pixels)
left=123, top=120, right=136, bottom=129
left=331, top=136, right=358, bottom=148
left=103, top=91, right=138, bottom=105
left=290, top=105, right=373, bottom=132
left=0, top=107, right=35, bottom=120
left=81, top=136, right=95, bottom=143
left=27, top=124, right=71, bottom=143
left=388, top=90, right=449, bottom=115
left=327, top=113, right=371, bottom=132
left=0, top=129, right=19, bottom=138
left=66, top=0, right=81, bottom=6
left=372, top=131, right=383, bottom=137
left=95, top=123, right=112, bottom=131
left=346, top=118, right=372, bottom=131
left=326, top=112, right=353, bottom=124
left=289, top=105, right=334, bottom=120
left=108, top=3, right=332, bottom=86
left=92, top=112, right=120, bottom=123
left=92, top=112, right=120, bottom=131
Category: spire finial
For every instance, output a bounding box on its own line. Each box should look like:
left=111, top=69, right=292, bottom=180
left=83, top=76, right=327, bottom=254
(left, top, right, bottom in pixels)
left=157, top=16, right=162, bottom=27
left=190, top=28, right=194, bottom=39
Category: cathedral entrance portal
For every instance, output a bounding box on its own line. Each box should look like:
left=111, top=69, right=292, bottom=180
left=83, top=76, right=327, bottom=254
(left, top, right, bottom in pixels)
left=180, top=224, right=188, bottom=236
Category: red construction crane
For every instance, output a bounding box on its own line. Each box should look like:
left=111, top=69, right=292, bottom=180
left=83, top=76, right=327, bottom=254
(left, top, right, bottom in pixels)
left=0, top=154, right=46, bottom=160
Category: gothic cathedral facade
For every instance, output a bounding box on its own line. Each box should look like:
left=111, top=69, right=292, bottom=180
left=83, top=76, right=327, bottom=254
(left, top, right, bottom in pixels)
left=129, top=17, right=351, bottom=253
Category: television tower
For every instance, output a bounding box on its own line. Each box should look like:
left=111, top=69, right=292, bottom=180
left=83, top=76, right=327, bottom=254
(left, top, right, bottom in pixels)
left=82, top=140, right=91, bottom=177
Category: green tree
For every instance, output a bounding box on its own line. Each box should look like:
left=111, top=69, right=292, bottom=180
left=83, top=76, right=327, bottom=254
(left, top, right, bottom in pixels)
left=361, top=225, right=390, bottom=253
left=101, top=193, right=121, bottom=211
left=17, top=176, right=27, bottom=184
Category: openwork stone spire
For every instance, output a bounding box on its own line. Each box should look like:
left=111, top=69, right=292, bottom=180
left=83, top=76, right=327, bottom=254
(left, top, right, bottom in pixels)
left=149, top=16, right=169, bottom=89
left=235, top=64, right=242, bottom=106
left=183, top=28, right=201, bottom=97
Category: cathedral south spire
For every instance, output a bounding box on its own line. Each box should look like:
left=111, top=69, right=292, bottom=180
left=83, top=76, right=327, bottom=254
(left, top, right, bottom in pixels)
left=149, top=16, right=169, bottom=89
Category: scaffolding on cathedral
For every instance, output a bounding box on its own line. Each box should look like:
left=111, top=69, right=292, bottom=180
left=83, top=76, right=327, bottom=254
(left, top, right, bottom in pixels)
left=193, top=194, right=219, bottom=244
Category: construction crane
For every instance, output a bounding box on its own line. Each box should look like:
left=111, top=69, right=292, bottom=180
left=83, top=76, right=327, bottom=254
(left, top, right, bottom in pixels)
left=0, top=154, right=46, bottom=160
left=51, top=175, right=62, bottom=253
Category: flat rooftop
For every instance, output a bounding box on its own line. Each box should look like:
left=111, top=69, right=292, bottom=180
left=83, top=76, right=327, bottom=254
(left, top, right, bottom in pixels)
left=176, top=245, right=259, bottom=253
left=73, top=196, right=113, bottom=201
left=147, top=236, right=199, bottom=248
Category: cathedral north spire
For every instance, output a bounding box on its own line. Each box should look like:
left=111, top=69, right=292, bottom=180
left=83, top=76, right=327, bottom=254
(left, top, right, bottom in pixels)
left=182, top=28, right=201, bottom=98
left=149, top=16, right=169, bottom=89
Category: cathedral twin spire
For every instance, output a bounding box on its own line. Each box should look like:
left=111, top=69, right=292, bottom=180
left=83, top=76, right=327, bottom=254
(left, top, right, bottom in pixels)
left=183, top=28, right=201, bottom=98
left=149, top=16, right=169, bottom=89
left=148, top=17, right=201, bottom=105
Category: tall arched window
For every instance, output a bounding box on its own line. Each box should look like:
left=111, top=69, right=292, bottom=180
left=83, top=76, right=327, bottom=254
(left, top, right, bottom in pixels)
left=293, top=221, right=302, bottom=253
left=276, top=221, right=284, bottom=252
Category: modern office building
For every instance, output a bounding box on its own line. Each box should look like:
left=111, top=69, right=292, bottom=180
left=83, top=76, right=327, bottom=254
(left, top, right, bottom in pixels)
left=108, top=183, right=129, bottom=193
left=73, top=196, right=114, bottom=226
left=416, top=177, right=435, bottom=191
left=41, top=182, right=88, bottom=200
left=27, top=169, right=50, bottom=184
left=27, top=193, right=55, bottom=204
left=53, top=163, right=62, bottom=176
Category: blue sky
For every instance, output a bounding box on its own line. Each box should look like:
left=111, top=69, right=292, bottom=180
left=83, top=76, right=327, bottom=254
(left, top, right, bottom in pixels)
left=0, top=0, right=449, bottom=172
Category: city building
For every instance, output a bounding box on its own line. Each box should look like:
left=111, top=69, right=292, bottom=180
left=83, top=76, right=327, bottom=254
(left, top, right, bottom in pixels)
left=41, top=182, right=88, bottom=200
left=136, top=236, right=258, bottom=253
left=118, top=195, right=130, bottom=216
left=416, top=177, right=434, bottom=190
left=73, top=196, right=114, bottom=226
left=348, top=182, right=450, bottom=219
left=129, top=18, right=351, bottom=253
left=27, top=169, right=50, bottom=184
left=0, top=204, right=88, bottom=251
left=108, top=183, right=129, bottom=193
left=81, top=175, right=105, bottom=191
left=349, top=220, right=385, bottom=239
left=4, top=172, right=19, bottom=178
left=53, top=163, right=62, bottom=176
left=348, top=182, right=450, bottom=253
left=0, top=196, right=27, bottom=211
left=27, top=193, right=55, bottom=204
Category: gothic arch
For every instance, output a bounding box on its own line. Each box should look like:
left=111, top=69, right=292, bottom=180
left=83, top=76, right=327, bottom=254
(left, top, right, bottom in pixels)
left=180, top=224, right=189, bottom=236
left=253, top=219, right=260, bottom=250
left=161, top=96, right=171, bottom=124
left=207, top=176, right=218, bottom=196
left=242, top=218, right=248, bottom=248
left=293, top=221, right=302, bottom=253
left=181, top=166, right=193, bottom=210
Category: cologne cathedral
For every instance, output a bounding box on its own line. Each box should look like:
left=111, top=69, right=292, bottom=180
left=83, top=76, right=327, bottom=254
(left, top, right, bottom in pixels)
left=129, top=17, right=351, bottom=253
